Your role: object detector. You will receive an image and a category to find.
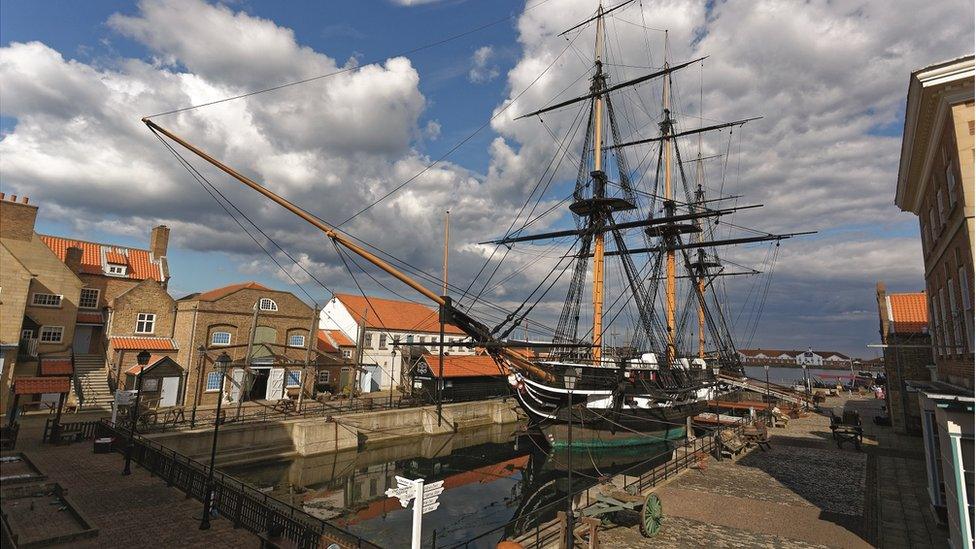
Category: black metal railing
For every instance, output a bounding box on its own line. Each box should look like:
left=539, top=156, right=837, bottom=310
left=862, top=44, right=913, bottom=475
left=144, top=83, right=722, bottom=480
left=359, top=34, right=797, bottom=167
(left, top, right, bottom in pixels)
left=43, top=418, right=101, bottom=443
left=95, top=420, right=380, bottom=549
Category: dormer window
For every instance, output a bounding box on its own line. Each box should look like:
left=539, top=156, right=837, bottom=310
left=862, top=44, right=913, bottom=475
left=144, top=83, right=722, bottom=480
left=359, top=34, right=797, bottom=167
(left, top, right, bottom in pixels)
left=258, top=298, right=278, bottom=311
left=106, top=264, right=127, bottom=276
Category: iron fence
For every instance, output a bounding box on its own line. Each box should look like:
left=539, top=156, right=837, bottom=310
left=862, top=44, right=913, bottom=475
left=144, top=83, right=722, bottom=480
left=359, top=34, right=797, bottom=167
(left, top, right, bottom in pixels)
left=42, top=418, right=101, bottom=443
left=95, top=420, right=381, bottom=549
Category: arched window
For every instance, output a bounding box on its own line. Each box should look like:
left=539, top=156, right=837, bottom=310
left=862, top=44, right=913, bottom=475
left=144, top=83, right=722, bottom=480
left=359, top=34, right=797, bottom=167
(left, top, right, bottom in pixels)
left=258, top=298, right=278, bottom=311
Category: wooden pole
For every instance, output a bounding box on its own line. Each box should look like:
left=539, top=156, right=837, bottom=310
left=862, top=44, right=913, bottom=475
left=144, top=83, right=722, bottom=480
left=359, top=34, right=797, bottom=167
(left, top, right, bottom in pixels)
left=442, top=210, right=450, bottom=297
left=299, top=306, right=318, bottom=408
left=663, top=41, right=676, bottom=365
left=590, top=7, right=606, bottom=365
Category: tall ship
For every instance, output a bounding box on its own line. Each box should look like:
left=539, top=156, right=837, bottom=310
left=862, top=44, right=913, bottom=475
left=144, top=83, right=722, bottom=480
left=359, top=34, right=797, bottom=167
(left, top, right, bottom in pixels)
left=144, top=1, right=809, bottom=449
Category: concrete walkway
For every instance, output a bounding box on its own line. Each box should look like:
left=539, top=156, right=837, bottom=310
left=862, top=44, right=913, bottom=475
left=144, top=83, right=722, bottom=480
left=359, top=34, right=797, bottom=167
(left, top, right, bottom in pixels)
left=600, top=394, right=948, bottom=548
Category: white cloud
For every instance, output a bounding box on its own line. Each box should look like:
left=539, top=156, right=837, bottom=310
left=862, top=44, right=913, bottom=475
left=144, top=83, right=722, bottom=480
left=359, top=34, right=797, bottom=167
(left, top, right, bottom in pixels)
left=468, top=45, right=500, bottom=83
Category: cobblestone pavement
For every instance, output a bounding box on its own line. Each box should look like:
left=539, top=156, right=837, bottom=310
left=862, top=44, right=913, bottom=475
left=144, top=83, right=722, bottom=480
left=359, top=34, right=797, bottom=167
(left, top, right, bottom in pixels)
left=2, top=415, right=256, bottom=548
left=595, top=394, right=949, bottom=549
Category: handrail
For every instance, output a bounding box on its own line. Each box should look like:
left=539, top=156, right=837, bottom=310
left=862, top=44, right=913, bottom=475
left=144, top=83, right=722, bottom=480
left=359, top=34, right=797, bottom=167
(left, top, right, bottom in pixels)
left=96, top=419, right=380, bottom=548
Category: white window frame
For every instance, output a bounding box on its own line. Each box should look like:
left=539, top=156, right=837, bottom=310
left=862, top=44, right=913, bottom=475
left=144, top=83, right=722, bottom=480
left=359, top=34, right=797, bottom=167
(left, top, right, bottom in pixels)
left=39, top=326, right=64, bottom=343
left=939, top=288, right=950, bottom=356
left=79, top=288, right=100, bottom=309
left=317, top=370, right=330, bottom=384
left=106, top=264, right=127, bottom=276
left=937, top=188, right=946, bottom=227
left=342, top=349, right=352, bottom=359
left=258, top=298, right=278, bottom=311
left=211, top=331, right=232, bottom=346
left=136, top=312, right=156, bottom=334
left=288, top=334, right=306, bottom=348
left=31, top=293, right=62, bottom=307
left=945, top=161, right=957, bottom=209
left=378, top=333, right=388, bottom=350
left=285, top=370, right=301, bottom=388
left=205, top=371, right=223, bottom=392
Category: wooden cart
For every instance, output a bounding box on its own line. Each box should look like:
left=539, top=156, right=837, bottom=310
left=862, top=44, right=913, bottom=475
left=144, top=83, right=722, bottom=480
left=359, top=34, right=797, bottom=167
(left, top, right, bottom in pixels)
left=580, top=489, right=664, bottom=537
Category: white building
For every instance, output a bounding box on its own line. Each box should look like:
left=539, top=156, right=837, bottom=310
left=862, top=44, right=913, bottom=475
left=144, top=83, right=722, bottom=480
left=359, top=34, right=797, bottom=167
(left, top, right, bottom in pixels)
left=319, top=293, right=472, bottom=393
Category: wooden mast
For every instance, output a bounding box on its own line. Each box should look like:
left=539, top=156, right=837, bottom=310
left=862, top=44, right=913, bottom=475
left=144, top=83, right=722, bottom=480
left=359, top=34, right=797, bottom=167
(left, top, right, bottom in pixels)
left=591, top=5, right=606, bottom=365
left=663, top=38, right=676, bottom=365
left=696, top=68, right=706, bottom=361
left=442, top=210, right=450, bottom=296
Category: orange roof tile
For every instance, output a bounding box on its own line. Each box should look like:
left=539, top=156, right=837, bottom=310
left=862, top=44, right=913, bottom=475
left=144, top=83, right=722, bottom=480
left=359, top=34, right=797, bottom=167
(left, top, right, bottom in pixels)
left=77, top=312, right=104, bottom=324
left=111, top=337, right=178, bottom=351
left=125, top=353, right=175, bottom=375
left=317, top=329, right=355, bottom=353
left=14, top=377, right=70, bottom=395
left=335, top=293, right=464, bottom=334
left=40, top=358, right=73, bottom=376
left=888, top=292, right=928, bottom=334
left=418, top=354, right=503, bottom=378
left=187, top=281, right=271, bottom=302
left=39, top=235, right=164, bottom=282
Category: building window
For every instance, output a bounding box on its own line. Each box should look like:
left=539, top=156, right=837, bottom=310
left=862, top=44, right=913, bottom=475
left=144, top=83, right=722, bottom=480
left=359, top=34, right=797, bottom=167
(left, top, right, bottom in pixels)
left=211, top=332, right=231, bottom=346
left=79, top=288, right=100, bottom=309
left=206, top=371, right=223, bottom=392
left=317, top=370, right=331, bottom=384
left=39, top=326, right=64, bottom=343
left=342, top=349, right=352, bottom=359
left=960, top=267, right=974, bottom=354
left=937, top=189, right=946, bottom=227
left=106, top=264, right=127, bottom=276
left=288, top=334, right=306, bottom=347
left=948, top=278, right=963, bottom=355
left=929, top=208, right=938, bottom=242
left=136, top=313, right=156, bottom=334
left=946, top=162, right=957, bottom=209
left=286, top=371, right=301, bottom=387
left=31, top=293, right=62, bottom=307
left=258, top=298, right=278, bottom=311
left=378, top=334, right=388, bottom=350
left=939, top=288, right=951, bottom=356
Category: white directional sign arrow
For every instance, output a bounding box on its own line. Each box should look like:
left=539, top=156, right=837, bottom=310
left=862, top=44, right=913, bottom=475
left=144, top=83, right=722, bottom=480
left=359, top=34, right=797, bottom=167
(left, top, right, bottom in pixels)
left=421, top=487, right=444, bottom=499
left=421, top=501, right=440, bottom=514
left=423, top=480, right=444, bottom=492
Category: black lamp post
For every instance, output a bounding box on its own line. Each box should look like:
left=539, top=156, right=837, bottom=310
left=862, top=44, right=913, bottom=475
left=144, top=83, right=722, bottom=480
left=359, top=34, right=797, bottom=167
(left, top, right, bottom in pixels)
left=763, top=363, right=771, bottom=425
left=200, top=351, right=231, bottom=530
left=563, top=367, right=579, bottom=549
left=122, top=350, right=151, bottom=476
left=390, top=338, right=399, bottom=408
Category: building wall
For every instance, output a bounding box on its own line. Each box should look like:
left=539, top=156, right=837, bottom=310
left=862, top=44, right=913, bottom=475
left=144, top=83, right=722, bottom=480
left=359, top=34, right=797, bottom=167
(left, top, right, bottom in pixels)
left=919, top=99, right=975, bottom=390
left=882, top=332, right=933, bottom=434
left=0, top=245, right=31, bottom=345
left=177, top=288, right=320, bottom=408
left=108, top=280, right=176, bottom=339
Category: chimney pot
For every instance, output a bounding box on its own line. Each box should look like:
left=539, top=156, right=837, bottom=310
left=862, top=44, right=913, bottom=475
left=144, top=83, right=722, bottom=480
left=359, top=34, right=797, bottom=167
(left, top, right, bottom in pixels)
left=9, top=195, right=16, bottom=202
left=21, top=196, right=29, bottom=204
left=0, top=193, right=5, bottom=201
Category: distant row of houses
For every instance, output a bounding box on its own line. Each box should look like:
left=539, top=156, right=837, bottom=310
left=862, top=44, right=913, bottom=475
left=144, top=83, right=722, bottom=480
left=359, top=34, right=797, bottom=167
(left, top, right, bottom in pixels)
left=736, top=348, right=854, bottom=368
left=0, top=195, right=500, bottom=416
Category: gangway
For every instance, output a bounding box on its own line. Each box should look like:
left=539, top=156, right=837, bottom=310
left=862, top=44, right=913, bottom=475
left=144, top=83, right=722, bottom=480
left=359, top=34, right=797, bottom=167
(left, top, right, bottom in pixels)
left=717, top=373, right=814, bottom=408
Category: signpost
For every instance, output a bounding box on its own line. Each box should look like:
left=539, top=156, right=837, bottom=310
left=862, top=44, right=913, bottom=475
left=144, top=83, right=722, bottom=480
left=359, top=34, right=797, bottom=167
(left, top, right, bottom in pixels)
left=385, top=476, right=443, bottom=549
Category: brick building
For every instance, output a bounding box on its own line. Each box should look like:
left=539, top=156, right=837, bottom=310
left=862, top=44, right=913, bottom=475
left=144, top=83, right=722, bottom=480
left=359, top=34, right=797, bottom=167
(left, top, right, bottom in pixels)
left=319, top=293, right=471, bottom=394
left=894, top=54, right=974, bottom=547
left=174, top=282, right=340, bottom=410
left=316, top=329, right=358, bottom=393
left=875, top=283, right=932, bottom=434
left=0, top=195, right=83, bottom=415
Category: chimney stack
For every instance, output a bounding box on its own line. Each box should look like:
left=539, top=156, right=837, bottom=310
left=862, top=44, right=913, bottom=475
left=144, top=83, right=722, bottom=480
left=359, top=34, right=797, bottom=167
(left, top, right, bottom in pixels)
left=65, top=246, right=84, bottom=274
left=150, top=225, right=170, bottom=258
left=0, top=193, right=39, bottom=241
left=21, top=196, right=29, bottom=204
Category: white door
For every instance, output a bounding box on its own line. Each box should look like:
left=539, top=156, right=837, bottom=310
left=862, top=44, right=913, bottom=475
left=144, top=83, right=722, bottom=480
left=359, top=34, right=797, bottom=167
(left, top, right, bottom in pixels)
left=73, top=326, right=92, bottom=354
left=229, top=368, right=244, bottom=402
left=160, top=377, right=180, bottom=407
left=267, top=368, right=285, bottom=400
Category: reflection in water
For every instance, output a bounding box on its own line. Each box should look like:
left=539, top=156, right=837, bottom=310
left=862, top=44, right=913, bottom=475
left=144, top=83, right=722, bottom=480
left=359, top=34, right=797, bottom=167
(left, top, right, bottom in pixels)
left=225, top=423, right=674, bottom=548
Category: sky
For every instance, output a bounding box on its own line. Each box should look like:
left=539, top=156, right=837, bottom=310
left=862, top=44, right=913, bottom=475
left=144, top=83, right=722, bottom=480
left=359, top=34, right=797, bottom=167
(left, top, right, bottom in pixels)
left=1, top=0, right=972, bottom=357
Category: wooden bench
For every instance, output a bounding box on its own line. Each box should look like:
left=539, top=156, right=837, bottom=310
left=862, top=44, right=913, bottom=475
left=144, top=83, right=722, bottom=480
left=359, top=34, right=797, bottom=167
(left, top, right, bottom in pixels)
left=741, top=421, right=771, bottom=451
left=829, top=409, right=863, bottom=450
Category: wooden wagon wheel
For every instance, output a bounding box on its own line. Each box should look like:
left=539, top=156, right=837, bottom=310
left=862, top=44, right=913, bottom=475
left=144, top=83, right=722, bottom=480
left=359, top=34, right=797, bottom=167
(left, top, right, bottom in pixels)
left=639, top=493, right=663, bottom=537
